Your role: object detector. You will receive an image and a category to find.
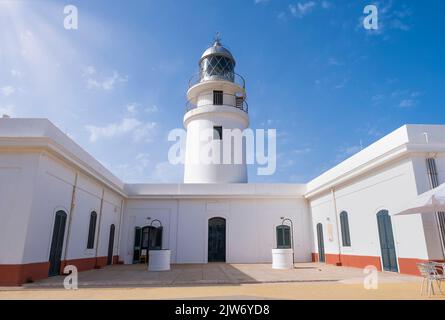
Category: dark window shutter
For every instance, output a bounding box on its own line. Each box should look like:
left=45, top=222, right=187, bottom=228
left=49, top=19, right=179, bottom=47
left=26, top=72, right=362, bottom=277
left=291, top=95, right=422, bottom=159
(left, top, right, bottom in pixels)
left=213, top=90, right=223, bottom=105
left=87, top=211, right=97, bottom=249
left=133, top=227, right=142, bottom=263
left=340, top=211, right=351, bottom=247
left=276, top=225, right=291, bottom=249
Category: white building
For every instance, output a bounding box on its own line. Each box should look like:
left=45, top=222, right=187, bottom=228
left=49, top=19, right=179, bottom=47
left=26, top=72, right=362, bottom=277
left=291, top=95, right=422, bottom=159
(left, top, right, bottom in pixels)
left=0, top=40, right=444, bottom=286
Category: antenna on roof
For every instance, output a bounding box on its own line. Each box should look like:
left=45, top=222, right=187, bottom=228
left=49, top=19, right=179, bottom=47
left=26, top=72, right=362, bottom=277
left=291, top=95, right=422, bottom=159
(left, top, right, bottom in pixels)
left=214, top=32, right=221, bottom=45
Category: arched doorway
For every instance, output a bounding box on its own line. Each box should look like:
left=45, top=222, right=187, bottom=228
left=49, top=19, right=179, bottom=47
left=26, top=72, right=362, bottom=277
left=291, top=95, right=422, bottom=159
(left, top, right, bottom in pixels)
left=133, top=225, right=163, bottom=264
left=208, top=217, right=226, bottom=262
left=377, top=210, right=398, bottom=272
left=48, top=210, right=67, bottom=276
left=107, top=224, right=115, bottom=265
left=316, top=223, right=325, bottom=263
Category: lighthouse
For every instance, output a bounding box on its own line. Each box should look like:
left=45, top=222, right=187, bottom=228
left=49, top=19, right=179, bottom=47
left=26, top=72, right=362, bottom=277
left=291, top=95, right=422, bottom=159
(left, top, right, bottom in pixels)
left=184, top=36, right=249, bottom=183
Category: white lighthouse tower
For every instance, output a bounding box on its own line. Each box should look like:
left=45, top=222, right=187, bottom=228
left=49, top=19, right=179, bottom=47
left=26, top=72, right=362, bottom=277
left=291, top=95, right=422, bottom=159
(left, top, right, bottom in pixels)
left=184, top=36, right=249, bottom=183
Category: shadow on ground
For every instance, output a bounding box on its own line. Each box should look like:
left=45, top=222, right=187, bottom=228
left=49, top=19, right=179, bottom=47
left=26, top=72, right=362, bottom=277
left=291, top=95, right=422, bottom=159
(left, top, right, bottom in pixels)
left=22, top=262, right=420, bottom=289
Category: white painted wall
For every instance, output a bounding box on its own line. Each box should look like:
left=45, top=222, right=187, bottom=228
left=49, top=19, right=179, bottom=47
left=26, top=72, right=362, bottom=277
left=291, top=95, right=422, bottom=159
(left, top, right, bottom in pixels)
left=309, top=156, right=438, bottom=265
left=0, top=152, right=39, bottom=264
left=411, top=154, right=445, bottom=260
left=184, top=106, right=249, bottom=184
left=0, top=150, right=124, bottom=265
left=121, top=197, right=311, bottom=265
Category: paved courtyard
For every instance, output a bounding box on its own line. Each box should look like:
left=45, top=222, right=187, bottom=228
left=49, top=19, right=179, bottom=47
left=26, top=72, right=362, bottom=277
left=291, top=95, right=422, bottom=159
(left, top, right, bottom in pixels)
left=19, top=262, right=419, bottom=288
left=1, top=263, right=443, bottom=300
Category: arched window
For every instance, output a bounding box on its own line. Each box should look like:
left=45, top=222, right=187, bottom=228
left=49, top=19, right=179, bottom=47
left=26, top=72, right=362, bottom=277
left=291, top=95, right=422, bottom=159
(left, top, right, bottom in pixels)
left=340, top=211, right=351, bottom=247
left=86, top=211, right=97, bottom=249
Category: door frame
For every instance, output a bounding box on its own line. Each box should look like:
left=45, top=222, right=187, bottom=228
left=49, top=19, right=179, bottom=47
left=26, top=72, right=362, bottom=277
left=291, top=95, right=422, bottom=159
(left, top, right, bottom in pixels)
left=207, top=217, right=227, bottom=263
left=316, top=223, right=326, bottom=263
left=107, top=224, right=115, bottom=265
left=376, top=209, right=399, bottom=272
left=48, top=210, right=68, bottom=276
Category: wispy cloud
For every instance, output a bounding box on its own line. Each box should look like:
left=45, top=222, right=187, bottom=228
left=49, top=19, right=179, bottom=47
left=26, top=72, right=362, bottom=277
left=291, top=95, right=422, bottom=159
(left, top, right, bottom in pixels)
left=398, top=99, right=415, bottom=108
left=125, top=103, right=158, bottom=115
left=321, top=1, right=331, bottom=9
left=10, top=69, right=22, bottom=78
left=151, top=161, right=183, bottom=182
left=144, top=105, right=158, bottom=113
left=86, top=117, right=157, bottom=143
left=393, top=90, right=420, bottom=108
left=1, top=86, right=15, bottom=97
left=0, top=104, right=15, bottom=117
left=126, top=103, right=138, bottom=115
left=328, top=57, right=342, bottom=66
left=371, top=90, right=420, bottom=108
left=336, top=144, right=362, bottom=162
left=82, top=66, right=128, bottom=91
left=292, top=147, right=312, bottom=155
left=289, top=1, right=316, bottom=19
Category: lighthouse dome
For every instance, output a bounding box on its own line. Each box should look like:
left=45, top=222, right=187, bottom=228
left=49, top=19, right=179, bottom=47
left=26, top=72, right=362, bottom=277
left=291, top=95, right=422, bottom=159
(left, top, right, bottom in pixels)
left=200, top=39, right=235, bottom=63
left=199, top=37, right=235, bottom=82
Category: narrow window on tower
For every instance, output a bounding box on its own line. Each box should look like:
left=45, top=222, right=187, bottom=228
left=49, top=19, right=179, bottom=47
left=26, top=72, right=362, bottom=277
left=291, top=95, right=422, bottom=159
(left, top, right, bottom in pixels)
left=213, top=126, right=222, bottom=140
left=213, top=90, right=223, bottom=105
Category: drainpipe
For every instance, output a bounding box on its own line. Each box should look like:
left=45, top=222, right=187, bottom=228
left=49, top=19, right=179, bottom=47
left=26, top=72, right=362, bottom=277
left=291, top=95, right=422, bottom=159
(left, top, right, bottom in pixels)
left=94, top=188, right=105, bottom=268
left=62, top=171, right=78, bottom=271
left=331, top=188, right=342, bottom=266
left=115, top=198, right=125, bottom=265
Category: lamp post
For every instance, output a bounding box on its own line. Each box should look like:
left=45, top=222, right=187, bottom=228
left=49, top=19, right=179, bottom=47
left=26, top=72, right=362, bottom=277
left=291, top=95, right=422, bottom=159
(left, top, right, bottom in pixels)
left=280, top=217, right=295, bottom=267
left=150, top=219, right=162, bottom=228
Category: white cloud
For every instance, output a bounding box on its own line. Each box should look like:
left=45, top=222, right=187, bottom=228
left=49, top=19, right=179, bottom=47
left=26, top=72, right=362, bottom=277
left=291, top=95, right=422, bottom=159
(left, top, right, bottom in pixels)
left=372, top=94, right=385, bottom=103
left=151, top=161, right=183, bottom=183
left=328, top=57, right=341, bottom=66
left=126, top=103, right=138, bottom=114
left=367, top=127, right=383, bottom=138
left=321, top=1, right=331, bottom=9
left=292, top=147, right=311, bottom=155
left=289, top=1, right=316, bottom=18
left=82, top=65, right=96, bottom=77
left=0, top=105, right=15, bottom=117
left=135, top=153, right=151, bottom=167
left=133, top=122, right=158, bottom=142
left=336, top=143, right=363, bottom=162
left=83, top=67, right=128, bottom=91
left=111, top=156, right=183, bottom=183
left=344, top=145, right=361, bottom=155
left=277, top=11, right=287, bottom=21
left=399, top=99, right=415, bottom=108
left=86, top=117, right=157, bottom=143
left=1, top=86, right=15, bottom=97
left=389, top=90, right=420, bottom=108
left=10, top=69, right=22, bottom=78
left=145, top=105, right=158, bottom=113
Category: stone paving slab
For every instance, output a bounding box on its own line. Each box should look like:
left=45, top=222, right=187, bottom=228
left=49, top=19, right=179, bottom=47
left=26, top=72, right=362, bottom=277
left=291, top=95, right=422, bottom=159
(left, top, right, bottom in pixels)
left=19, top=262, right=421, bottom=289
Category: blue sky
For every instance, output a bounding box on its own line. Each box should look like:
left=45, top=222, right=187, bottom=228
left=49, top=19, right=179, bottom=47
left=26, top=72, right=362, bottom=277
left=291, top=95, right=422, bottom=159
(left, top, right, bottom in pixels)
left=1, top=0, right=444, bottom=183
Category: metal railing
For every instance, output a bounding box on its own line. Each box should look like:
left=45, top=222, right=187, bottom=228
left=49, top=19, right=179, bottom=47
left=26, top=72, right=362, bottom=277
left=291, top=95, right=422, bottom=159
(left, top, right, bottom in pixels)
left=185, top=92, right=248, bottom=114
left=188, top=72, right=246, bottom=89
